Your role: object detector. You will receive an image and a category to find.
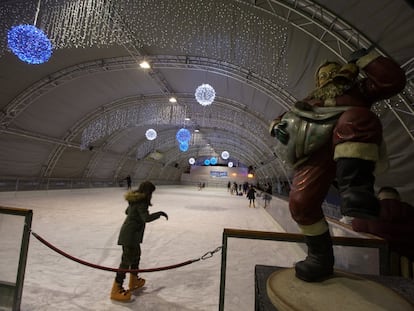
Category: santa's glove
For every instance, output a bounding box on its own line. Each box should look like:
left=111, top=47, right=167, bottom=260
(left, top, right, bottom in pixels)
left=348, top=48, right=368, bottom=63
left=269, top=118, right=282, bottom=137
left=158, top=211, right=168, bottom=220
left=274, top=121, right=289, bottom=145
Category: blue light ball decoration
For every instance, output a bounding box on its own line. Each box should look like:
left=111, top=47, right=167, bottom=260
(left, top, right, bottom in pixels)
left=204, top=159, right=211, bottom=166
left=176, top=128, right=191, bottom=143
left=195, top=83, right=216, bottom=106
left=210, top=157, right=217, bottom=165
left=7, top=25, right=53, bottom=64
left=179, top=141, right=189, bottom=152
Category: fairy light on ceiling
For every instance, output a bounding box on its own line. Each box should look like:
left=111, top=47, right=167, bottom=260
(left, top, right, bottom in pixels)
left=195, top=83, right=216, bottom=106
left=7, top=0, right=52, bottom=64
left=80, top=100, right=270, bottom=156
left=0, top=0, right=289, bottom=85
left=210, top=157, right=217, bottom=165
left=189, top=157, right=195, bottom=165
left=145, top=128, right=157, bottom=140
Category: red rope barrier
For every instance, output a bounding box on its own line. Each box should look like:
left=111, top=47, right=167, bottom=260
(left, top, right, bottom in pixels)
left=31, top=231, right=200, bottom=273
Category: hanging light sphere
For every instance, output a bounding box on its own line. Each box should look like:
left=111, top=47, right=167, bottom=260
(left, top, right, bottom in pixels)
left=204, top=159, right=211, bottom=166
left=228, top=162, right=234, bottom=168
left=221, top=151, right=230, bottom=160
left=189, top=157, right=195, bottom=165
left=179, top=141, right=189, bottom=152
left=145, top=128, right=157, bottom=140
left=7, top=25, right=53, bottom=64
left=210, top=157, right=217, bottom=165
left=195, top=83, right=216, bottom=106
left=176, top=128, right=191, bottom=143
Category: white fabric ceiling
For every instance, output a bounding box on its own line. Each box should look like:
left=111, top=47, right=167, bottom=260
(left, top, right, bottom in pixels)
left=0, top=0, right=413, bottom=201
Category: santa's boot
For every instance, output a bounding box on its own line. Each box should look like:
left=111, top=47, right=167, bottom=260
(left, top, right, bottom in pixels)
left=110, top=281, right=131, bottom=302
left=129, top=274, right=146, bottom=291
left=295, top=230, right=334, bottom=282
left=336, top=158, right=380, bottom=218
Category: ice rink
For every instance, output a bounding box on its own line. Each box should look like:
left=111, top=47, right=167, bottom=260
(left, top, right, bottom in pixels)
left=0, top=185, right=305, bottom=311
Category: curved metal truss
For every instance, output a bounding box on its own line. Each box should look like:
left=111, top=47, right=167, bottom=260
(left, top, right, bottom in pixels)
left=1, top=0, right=412, bottom=185
left=236, top=0, right=414, bottom=140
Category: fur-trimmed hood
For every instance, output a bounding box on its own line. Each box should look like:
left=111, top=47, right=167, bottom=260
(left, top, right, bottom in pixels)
left=124, top=191, right=146, bottom=203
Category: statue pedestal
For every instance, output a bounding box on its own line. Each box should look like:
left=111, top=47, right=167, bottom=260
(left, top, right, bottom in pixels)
left=255, top=265, right=414, bottom=311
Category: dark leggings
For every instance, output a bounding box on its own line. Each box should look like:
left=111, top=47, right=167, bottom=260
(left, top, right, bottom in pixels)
left=115, top=245, right=141, bottom=284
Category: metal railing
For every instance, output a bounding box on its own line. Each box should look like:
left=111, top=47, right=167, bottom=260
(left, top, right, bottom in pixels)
left=218, top=228, right=389, bottom=311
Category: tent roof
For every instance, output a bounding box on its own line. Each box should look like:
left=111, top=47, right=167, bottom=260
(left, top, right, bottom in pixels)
left=0, top=0, right=413, bottom=201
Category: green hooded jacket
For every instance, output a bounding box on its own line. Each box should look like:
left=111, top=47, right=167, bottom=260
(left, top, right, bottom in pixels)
left=117, top=191, right=161, bottom=246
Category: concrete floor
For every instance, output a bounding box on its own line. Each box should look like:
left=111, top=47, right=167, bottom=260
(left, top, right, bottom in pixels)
left=0, top=185, right=305, bottom=311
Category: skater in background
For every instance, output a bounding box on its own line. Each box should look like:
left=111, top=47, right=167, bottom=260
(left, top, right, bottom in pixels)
left=110, top=181, right=168, bottom=302
left=263, top=183, right=272, bottom=208
left=247, top=185, right=256, bottom=208
left=124, top=175, right=132, bottom=190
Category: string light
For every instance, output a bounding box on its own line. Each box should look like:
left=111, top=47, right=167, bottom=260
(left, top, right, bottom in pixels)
left=189, top=157, right=195, bottom=164
left=81, top=101, right=269, bottom=152
left=210, top=157, right=217, bottom=165
left=0, top=0, right=289, bottom=85
left=204, top=159, right=211, bottom=166
left=195, top=83, right=216, bottom=106
left=228, top=162, right=234, bottom=167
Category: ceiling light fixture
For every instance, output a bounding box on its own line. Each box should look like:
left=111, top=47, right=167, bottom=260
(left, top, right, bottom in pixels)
left=139, top=60, right=151, bottom=69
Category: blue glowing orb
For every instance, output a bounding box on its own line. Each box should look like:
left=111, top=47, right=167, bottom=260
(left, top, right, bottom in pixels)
left=204, top=159, right=211, bottom=166
left=179, top=141, right=189, bottom=152
left=176, top=128, right=191, bottom=143
left=7, top=25, right=53, bottom=64
left=210, top=157, right=217, bottom=165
